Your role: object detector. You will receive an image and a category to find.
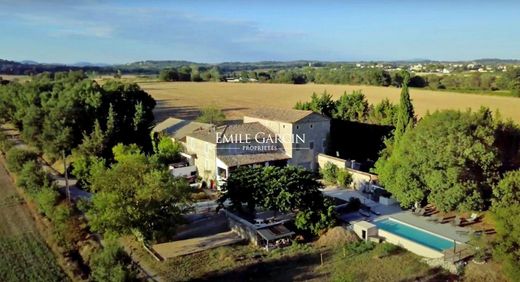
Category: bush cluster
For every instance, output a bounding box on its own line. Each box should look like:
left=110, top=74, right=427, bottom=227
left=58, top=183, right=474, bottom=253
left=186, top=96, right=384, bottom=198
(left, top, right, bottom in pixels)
left=320, top=162, right=353, bottom=188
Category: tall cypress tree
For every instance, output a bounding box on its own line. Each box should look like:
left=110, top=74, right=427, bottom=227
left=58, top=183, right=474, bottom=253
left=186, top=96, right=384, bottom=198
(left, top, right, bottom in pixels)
left=394, top=72, right=415, bottom=142
left=373, top=72, right=415, bottom=175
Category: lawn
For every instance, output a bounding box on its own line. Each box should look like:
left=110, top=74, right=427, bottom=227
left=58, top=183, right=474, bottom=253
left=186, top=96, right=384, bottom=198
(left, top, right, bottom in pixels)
left=138, top=82, right=520, bottom=123
left=0, top=159, right=67, bottom=281
left=319, top=243, right=452, bottom=282
left=124, top=237, right=449, bottom=282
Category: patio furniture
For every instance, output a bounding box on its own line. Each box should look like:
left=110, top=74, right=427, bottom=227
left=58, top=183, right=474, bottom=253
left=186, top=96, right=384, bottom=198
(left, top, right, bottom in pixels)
left=456, top=230, right=469, bottom=235
left=466, top=213, right=479, bottom=223
left=439, top=215, right=455, bottom=224
left=451, top=216, right=463, bottom=226
left=359, top=209, right=371, bottom=217
left=412, top=208, right=425, bottom=216
left=254, top=218, right=265, bottom=225
left=370, top=209, right=381, bottom=216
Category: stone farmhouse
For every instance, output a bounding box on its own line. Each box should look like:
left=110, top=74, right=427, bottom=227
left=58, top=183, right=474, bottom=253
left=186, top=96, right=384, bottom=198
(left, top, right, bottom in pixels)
left=183, top=108, right=330, bottom=185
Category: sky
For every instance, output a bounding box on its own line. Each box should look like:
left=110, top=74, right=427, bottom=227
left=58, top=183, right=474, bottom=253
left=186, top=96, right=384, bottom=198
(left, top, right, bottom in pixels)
left=1, top=0, right=520, bottom=64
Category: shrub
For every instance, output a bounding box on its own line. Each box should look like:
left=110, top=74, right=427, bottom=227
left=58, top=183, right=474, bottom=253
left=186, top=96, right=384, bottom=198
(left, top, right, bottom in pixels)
left=17, top=160, right=50, bottom=195
left=295, top=205, right=336, bottom=236
left=50, top=204, right=84, bottom=252
left=5, top=147, right=38, bottom=173
left=196, top=105, right=225, bottom=125
left=346, top=241, right=375, bottom=255
left=90, top=235, right=137, bottom=282
left=321, top=162, right=338, bottom=184
left=0, top=138, right=15, bottom=154
left=376, top=243, right=400, bottom=258
left=336, top=168, right=353, bottom=188
left=0, top=132, right=14, bottom=153
left=35, top=185, right=60, bottom=217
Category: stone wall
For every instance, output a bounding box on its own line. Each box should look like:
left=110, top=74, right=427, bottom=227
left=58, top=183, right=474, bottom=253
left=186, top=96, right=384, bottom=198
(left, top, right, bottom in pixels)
left=317, top=153, right=377, bottom=190
left=185, top=136, right=217, bottom=181
left=223, top=210, right=260, bottom=245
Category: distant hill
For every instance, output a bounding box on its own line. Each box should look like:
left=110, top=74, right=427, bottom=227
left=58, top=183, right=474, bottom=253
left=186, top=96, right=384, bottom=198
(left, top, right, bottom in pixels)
left=0, top=59, right=109, bottom=75
left=473, top=58, right=520, bottom=65
left=72, top=62, right=110, bottom=67
left=1, top=58, right=519, bottom=76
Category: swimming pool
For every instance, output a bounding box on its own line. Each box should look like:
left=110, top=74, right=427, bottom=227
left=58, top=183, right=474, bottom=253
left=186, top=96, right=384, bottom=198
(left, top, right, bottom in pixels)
left=375, top=218, right=455, bottom=252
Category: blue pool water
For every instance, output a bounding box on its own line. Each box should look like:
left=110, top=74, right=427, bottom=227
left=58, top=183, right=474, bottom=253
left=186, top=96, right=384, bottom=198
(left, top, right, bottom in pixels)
left=375, top=218, right=455, bottom=251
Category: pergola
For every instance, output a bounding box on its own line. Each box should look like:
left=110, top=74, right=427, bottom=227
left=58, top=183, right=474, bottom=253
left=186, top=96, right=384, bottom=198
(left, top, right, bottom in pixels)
left=256, top=224, right=295, bottom=251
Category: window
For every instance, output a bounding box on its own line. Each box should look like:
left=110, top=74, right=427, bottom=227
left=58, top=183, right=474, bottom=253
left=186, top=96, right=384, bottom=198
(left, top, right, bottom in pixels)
left=309, top=124, right=313, bottom=129
left=296, top=125, right=300, bottom=130
left=309, top=141, right=314, bottom=150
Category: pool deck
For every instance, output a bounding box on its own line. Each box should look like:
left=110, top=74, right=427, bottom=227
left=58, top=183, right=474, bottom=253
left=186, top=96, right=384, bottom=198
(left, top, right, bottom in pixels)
left=382, top=212, right=470, bottom=243
left=323, top=188, right=470, bottom=244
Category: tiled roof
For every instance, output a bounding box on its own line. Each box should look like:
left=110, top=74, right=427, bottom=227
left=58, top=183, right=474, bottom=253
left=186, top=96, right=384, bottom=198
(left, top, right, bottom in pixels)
left=152, top=117, right=213, bottom=139
left=217, top=152, right=290, bottom=167
left=244, top=108, right=329, bottom=123
left=187, top=122, right=275, bottom=144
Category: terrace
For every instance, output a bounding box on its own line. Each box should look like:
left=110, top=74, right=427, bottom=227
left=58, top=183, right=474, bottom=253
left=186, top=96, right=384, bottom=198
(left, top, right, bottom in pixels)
left=324, top=187, right=474, bottom=263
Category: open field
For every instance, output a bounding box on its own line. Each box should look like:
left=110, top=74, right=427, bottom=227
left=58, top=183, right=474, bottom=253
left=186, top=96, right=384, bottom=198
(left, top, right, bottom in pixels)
left=139, top=82, right=520, bottom=123
left=0, top=158, right=66, bottom=281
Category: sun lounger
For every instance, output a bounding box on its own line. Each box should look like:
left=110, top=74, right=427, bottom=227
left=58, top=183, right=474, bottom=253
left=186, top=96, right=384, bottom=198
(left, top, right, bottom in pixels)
left=427, top=217, right=439, bottom=222
left=370, top=209, right=381, bottom=216
left=466, top=213, right=479, bottom=223
left=359, top=210, right=371, bottom=217
left=451, top=217, right=462, bottom=226
left=412, top=208, right=425, bottom=216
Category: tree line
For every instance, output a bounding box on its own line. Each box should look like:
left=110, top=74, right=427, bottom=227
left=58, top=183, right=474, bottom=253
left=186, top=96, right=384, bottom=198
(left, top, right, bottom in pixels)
left=159, top=66, right=223, bottom=82
left=0, top=71, right=156, bottom=160
left=294, top=90, right=399, bottom=126
left=0, top=71, right=193, bottom=280
left=230, top=66, right=520, bottom=97
left=361, top=75, right=520, bottom=280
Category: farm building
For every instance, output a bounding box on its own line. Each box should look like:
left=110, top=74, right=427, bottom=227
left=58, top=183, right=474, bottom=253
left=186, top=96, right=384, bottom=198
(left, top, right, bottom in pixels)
left=152, top=117, right=213, bottom=142
left=184, top=108, right=330, bottom=185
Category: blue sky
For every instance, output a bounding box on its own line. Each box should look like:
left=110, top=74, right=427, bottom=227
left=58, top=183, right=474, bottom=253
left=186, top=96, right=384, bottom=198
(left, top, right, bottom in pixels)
left=1, top=0, right=519, bottom=64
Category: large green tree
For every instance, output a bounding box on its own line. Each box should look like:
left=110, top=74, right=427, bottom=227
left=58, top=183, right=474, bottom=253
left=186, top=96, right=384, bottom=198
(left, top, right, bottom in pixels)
left=393, top=72, right=415, bottom=141
left=333, top=90, right=369, bottom=122
left=492, top=170, right=520, bottom=280
left=85, top=144, right=191, bottom=240
left=375, top=109, right=501, bottom=211
left=367, top=98, right=399, bottom=126
left=294, top=91, right=336, bottom=118
left=0, top=71, right=156, bottom=160
left=219, top=166, right=335, bottom=235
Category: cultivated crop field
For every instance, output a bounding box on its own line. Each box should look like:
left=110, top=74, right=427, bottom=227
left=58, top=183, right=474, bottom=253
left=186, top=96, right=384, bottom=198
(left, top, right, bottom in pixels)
left=0, top=160, right=66, bottom=281
left=139, top=81, right=520, bottom=123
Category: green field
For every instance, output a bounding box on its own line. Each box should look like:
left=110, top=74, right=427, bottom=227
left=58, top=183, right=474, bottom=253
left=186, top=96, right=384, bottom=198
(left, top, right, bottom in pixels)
left=0, top=233, right=66, bottom=281
left=0, top=160, right=67, bottom=281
